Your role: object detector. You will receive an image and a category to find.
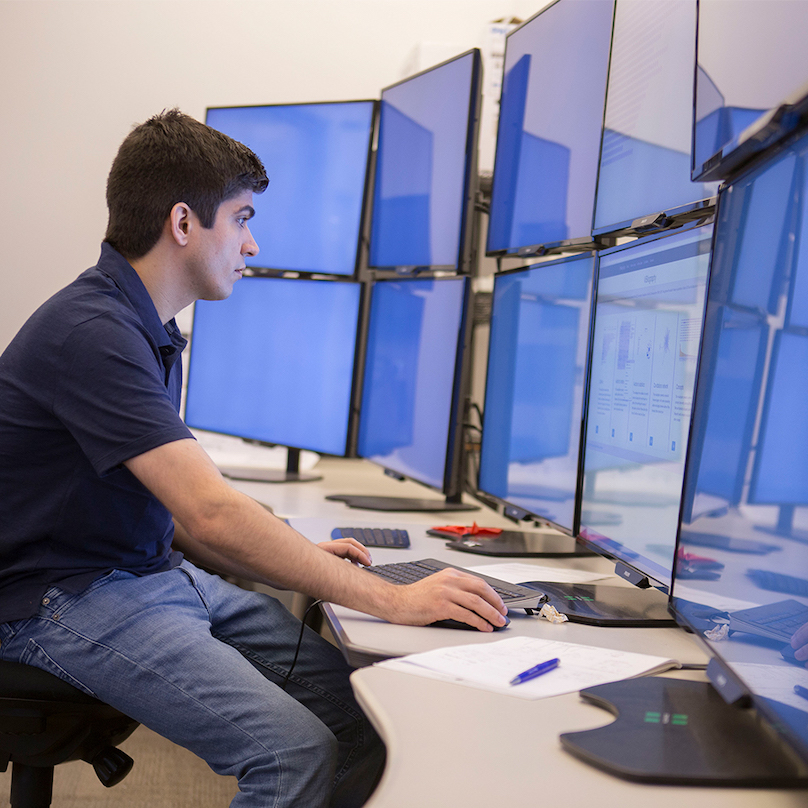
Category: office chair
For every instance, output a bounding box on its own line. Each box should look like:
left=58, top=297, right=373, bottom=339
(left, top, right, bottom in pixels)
left=0, top=660, right=138, bottom=807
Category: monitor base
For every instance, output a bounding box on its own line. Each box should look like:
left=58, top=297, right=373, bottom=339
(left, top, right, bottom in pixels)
left=682, top=529, right=781, bottom=554
left=755, top=525, right=808, bottom=545
left=220, top=466, right=323, bottom=484
left=438, top=530, right=596, bottom=558
left=518, top=581, right=677, bottom=627
left=325, top=494, right=478, bottom=512
left=561, top=677, right=808, bottom=786
left=753, top=504, right=808, bottom=545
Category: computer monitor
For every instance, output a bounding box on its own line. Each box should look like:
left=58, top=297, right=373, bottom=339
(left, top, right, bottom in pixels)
left=327, top=276, right=477, bottom=511
left=563, top=222, right=714, bottom=625
left=368, top=49, right=482, bottom=273
left=184, top=276, right=362, bottom=481
left=486, top=0, right=614, bottom=259
left=679, top=141, right=798, bottom=529
left=593, top=0, right=718, bottom=237
left=475, top=253, right=596, bottom=556
left=205, top=101, right=375, bottom=277
left=692, top=0, right=808, bottom=182
left=648, top=124, right=808, bottom=787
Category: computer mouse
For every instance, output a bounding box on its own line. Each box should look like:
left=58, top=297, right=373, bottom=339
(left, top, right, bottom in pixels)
left=429, top=615, right=511, bottom=631
left=781, top=644, right=808, bottom=666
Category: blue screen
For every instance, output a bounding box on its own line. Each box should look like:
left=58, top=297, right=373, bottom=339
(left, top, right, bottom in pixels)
left=594, top=0, right=718, bottom=232
left=185, top=277, right=361, bottom=456
left=357, top=278, right=466, bottom=490
left=693, top=0, right=808, bottom=179
left=580, top=224, right=714, bottom=588
left=369, top=51, right=478, bottom=270
left=487, top=0, right=614, bottom=255
left=750, top=332, right=808, bottom=505
left=672, top=128, right=808, bottom=769
left=478, top=254, right=595, bottom=531
left=683, top=306, right=767, bottom=515
left=206, top=102, right=373, bottom=276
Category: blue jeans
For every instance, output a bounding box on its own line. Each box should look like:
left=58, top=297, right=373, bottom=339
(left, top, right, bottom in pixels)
left=0, top=561, right=384, bottom=807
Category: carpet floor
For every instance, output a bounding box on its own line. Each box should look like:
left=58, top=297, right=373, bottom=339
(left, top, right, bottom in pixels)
left=0, top=725, right=240, bottom=807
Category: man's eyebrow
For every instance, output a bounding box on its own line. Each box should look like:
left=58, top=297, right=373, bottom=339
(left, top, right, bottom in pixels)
left=236, top=205, right=256, bottom=219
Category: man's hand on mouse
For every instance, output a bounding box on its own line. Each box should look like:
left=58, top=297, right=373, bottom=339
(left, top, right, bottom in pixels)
left=791, top=622, right=808, bottom=665
left=387, top=567, right=509, bottom=632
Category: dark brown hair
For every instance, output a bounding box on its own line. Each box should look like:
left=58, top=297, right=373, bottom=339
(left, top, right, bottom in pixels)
left=104, top=109, right=268, bottom=260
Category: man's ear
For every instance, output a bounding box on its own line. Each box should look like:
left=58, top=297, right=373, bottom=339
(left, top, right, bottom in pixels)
left=168, top=202, right=193, bottom=246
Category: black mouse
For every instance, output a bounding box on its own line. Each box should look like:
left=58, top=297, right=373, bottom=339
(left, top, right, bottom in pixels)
left=429, top=614, right=510, bottom=631
left=781, top=644, right=807, bottom=666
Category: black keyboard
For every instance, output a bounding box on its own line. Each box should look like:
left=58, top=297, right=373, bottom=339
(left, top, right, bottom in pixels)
left=728, top=599, right=808, bottom=642
left=363, top=558, right=546, bottom=610
left=747, top=568, right=808, bottom=598
left=331, top=527, right=410, bottom=548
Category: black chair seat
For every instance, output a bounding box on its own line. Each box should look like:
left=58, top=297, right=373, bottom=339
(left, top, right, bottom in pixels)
left=0, top=660, right=138, bottom=807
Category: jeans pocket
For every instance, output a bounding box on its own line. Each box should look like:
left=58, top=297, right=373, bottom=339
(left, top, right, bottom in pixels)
left=0, top=619, right=32, bottom=656
left=20, top=638, right=99, bottom=698
left=45, top=569, right=131, bottom=620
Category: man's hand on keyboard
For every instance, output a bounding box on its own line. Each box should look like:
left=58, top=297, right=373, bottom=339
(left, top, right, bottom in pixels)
left=319, top=538, right=373, bottom=567
left=393, top=567, right=508, bottom=632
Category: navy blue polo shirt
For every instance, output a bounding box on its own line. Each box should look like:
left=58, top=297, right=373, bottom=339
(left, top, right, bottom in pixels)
left=0, top=243, right=194, bottom=623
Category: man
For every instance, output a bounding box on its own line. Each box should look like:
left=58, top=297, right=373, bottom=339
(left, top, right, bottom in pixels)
left=0, top=109, right=507, bottom=807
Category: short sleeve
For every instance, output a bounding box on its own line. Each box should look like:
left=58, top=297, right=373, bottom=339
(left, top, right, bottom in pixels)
left=50, top=313, right=193, bottom=476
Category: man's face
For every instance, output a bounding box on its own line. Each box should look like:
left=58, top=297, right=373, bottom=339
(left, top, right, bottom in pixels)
left=188, top=189, right=259, bottom=301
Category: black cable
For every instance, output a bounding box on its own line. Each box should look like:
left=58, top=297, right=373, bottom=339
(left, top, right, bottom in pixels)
left=282, top=598, right=323, bottom=691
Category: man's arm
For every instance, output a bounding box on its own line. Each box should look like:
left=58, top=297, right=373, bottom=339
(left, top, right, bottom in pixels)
left=124, top=438, right=508, bottom=631
left=171, top=518, right=373, bottom=590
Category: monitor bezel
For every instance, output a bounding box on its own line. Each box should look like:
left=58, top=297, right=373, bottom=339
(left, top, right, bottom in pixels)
left=204, top=99, right=378, bottom=280
left=575, top=219, right=716, bottom=591
left=475, top=251, right=598, bottom=536
left=484, top=0, right=617, bottom=260
left=354, top=274, right=474, bottom=500
left=366, top=49, right=482, bottom=275
left=184, top=274, right=364, bottom=459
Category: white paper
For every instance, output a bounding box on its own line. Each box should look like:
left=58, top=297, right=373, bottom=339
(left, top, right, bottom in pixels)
left=463, top=562, right=613, bottom=585
left=376, top=636, right=678, bottom=700
left=734, top=662, right=808, bottom=713
left=673, top=583, right=759, bottom=613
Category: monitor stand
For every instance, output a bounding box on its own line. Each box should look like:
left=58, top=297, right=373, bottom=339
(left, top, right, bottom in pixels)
left=439, top=530, right=596, bottom=558
left=680, top=528, right=781, bottom=554
left=325, top=493, right=478, bottom=512
left=754, top=505, right=808, bottom=545
left=220, top=448, right=323, bottom=484
left=560, top=675, right=808, bottom=785
left=519, top=561, right=676, bottom=626
left=518, top=579, right=677, bottom=627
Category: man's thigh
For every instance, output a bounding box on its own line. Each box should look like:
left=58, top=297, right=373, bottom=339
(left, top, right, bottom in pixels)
left=0, top=567, right=338, bottom=775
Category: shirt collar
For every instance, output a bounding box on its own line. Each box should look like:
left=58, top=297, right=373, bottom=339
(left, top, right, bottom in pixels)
left=96, top=242, right=188, bottom=363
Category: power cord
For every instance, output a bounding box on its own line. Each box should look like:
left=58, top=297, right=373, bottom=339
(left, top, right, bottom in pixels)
left=282, top=598, right=324, bottom=691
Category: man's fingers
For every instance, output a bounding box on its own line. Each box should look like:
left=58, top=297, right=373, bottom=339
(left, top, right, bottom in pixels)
left=408, top=568, right=509, bottom=630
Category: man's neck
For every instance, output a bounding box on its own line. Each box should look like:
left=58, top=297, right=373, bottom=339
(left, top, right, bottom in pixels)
left=130, top=250, right=193, bottom=326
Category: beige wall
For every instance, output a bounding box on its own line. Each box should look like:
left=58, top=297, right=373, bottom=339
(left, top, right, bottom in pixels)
left=0, top=0, right=543, bottom=351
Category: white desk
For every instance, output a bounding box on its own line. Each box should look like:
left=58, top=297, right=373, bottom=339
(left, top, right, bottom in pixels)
left=226, top=453, right=807, bottom=807
left=351, top=666, right=808, bottom=808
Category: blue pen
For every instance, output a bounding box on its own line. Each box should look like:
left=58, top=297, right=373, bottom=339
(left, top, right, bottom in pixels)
left=794, top=684, right=808, bottom=702
left=509, top=657, right=560, bottom=686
